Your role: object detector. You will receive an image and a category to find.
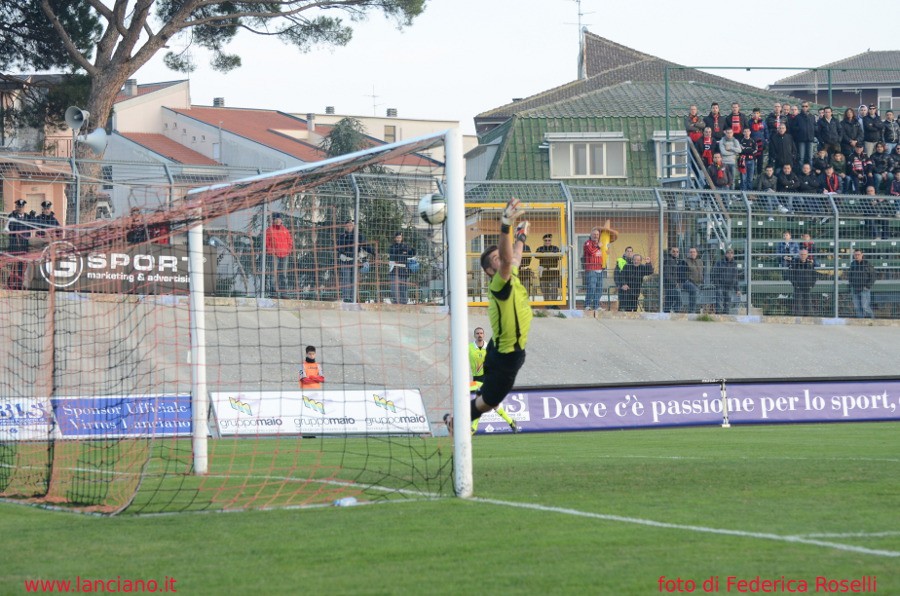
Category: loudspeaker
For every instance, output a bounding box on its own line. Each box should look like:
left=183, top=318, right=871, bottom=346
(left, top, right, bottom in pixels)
left=65, top=106, right=90, bottom=132
left=76, top=128, right=108, bottom=154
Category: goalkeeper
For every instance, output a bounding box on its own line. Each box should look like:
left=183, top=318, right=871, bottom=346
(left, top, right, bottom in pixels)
left=445, top=198, right=531, bottom=434
left=469, top=327, right=518, bottom=434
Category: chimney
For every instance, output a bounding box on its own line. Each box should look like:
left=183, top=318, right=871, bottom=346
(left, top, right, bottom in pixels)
left=306, top=113, right=315, bottom=132
left=213, top=97, right=225, bottom=107
left=325, top=106, right=335, bottom=115
left=386, top=108, right=398, bottom=118
left=124, top=79, right=138, bottom=97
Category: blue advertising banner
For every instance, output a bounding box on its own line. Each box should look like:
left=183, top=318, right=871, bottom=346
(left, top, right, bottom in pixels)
left=51, top=395, right=192, bottom=438
left=475, top=384, right=722, bottom=434
left=476, top=379, right=900, bottom=434
left=727, top=380, right=900, bottom=423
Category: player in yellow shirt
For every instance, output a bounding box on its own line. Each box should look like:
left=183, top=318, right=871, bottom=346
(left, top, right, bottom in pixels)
left=445, top=197, right=531, bottom=435
left=469, top=327, right=518, bottom=434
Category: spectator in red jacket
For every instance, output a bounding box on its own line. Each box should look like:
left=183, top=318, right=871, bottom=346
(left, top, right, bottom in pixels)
left=264, top=213, right=294, bottom=295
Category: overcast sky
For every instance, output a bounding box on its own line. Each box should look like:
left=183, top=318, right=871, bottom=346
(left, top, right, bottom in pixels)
left=134, top=0, right=891, bottom=135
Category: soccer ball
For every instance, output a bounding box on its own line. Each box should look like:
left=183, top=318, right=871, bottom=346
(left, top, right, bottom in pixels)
left=418, top=193, right=446, bottom=225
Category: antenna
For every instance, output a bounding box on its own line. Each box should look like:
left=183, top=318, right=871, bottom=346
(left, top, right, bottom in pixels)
left=365, top=85, right=382, bottom=116
left=565, top=0, right=593, bottom=38
left=565, top=0, right=594, bottom=79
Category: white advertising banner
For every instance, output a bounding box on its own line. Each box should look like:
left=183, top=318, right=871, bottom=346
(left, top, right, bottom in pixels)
left=211, top=389, right=431, bottom=436
left=0, top=397, right=53, bottom=440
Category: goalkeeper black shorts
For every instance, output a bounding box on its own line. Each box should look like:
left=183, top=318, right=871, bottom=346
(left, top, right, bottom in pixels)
left=479, top=346, right=526, bottom=408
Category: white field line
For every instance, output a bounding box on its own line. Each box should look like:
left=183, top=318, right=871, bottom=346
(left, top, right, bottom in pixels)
left=0, top=465, right=444, bottom=499
left=472, top=497, right=900, bottom=559
left=5, top=465, right=897, bottom=557
left=593, top=455, right=900, bottom=463
left=800, top=531, right=900, bottom=538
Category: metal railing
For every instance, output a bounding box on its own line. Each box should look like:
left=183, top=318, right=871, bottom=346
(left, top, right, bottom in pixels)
left=3, top=153, right=899, bottom=318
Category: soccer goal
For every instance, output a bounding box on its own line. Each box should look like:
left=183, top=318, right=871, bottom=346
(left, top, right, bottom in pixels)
left=0, top=129, right=473, bottom=514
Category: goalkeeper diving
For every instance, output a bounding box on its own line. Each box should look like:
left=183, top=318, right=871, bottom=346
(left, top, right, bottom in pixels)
left=445, top=197, right=531, bottom=434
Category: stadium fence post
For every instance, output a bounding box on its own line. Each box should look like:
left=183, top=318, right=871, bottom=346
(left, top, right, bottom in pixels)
left=445, top=128, right=473, bottom=497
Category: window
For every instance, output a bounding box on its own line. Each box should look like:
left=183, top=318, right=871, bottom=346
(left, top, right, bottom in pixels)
left=652, top=131, right=689, bottom=178
left=384, top=125, right=396, bottom=144
left=546, top=133, right=627, bottom=179
left=101, top=165, right=113, bottom=190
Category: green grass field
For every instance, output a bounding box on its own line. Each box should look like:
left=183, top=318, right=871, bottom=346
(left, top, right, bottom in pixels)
left=2, top=422, right=898, bottom=595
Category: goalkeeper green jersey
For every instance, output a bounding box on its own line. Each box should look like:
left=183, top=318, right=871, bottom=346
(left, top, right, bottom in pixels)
left=487, top=266, right=532, bottom=353
left=469, top=341, right=487, bottom=379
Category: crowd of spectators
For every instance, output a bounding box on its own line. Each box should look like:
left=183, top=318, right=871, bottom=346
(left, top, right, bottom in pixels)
left=688, top=101, right=900, bottom=225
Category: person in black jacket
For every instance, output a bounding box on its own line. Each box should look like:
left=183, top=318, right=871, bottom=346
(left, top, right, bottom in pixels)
left=787, top=249, right=817, bottom=316
left=882, top=110, right=900, bottom=151
left=707, top=152, right=733, bottom=190
left=5, top=199, right=33, bottom=290
left=794, top=163, right=823, bottom=213
left=33, top=201, right=61, bottom=240
left=848, top=249, right=875, bottom=318
left=5, top=199, right=32, bottom=254
left=738, top=128, right=758, bottom=191
left=869, top=142, right=890, bottom=192
left=839, top=107, right=864, bottom=157
left=776, top=163, right=801, bottom=193
left=862, top=104, right=884, bottom=156
left=726, top=102, right=748, bottom=136
left=711, top=248, right=741, bottom=315
left=387, top=231, right=416, bottom=305
left=768, top=123, right=796, bottom=169
left=704, top=102, right=727, bottom=142
left=336, top=218, right=377, bottom=303
left=663, top=247, right=688, bottom=313
left=765, top=102, right=786, bottom=139
left=797, top=163, right=821, bottom=194
left=615, top=254, right=653, bottom=312
left=126, top=207, right=148, bottom=244
left=791, top=102, right=818, bottom=166
left=816, top=106, right=842, bottom=155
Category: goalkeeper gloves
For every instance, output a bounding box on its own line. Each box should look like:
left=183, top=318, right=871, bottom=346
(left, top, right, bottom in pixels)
left=501, top=198, right=523, bottom=226
left=515, top=220, right=529, bottom=243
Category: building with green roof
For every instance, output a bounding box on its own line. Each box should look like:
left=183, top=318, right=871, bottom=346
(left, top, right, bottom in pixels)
left=468, top=32, right=806, bottom=187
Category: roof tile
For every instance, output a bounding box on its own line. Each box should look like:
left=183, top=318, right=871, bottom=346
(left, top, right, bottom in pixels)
left=119, top=132, right=220, bottom=165
left=478, top=32, right=770, bottom=120
left=771, top=51, right=900, bottom=87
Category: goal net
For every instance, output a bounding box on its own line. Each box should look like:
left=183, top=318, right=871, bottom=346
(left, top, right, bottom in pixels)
left=0, top=130, right=467, bottom=514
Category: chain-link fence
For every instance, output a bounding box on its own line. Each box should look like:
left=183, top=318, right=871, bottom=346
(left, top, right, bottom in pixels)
left=467, top=183, right=900, bottom=319
left=3, top=154, right=899, bottom=318
left=0, top=155, right=447, bottom=303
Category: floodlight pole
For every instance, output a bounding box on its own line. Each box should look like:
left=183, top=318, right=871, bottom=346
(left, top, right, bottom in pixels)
left=445, top=128, right=473, bottom=498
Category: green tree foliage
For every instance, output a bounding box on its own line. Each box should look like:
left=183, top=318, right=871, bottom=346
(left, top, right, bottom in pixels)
left=0, top=74, right=91, bottom=136
left=319, top=117, right=411, bottom=258
left=2, top=0, right=428, bottom=132
left=0, top=1, right=100, bottom=71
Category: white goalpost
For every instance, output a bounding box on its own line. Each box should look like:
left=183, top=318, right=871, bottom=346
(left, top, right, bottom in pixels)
left=444, top=128, right=474, bottom=498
